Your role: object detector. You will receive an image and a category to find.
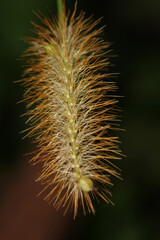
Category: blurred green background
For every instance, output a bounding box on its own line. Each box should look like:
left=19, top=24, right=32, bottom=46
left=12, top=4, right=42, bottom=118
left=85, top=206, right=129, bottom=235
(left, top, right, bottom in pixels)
left=0, top=0, right=160, bottom=239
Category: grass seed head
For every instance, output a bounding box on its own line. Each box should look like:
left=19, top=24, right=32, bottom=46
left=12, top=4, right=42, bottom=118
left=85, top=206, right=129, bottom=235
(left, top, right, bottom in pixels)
left=20, top=5, right=122, bottom=218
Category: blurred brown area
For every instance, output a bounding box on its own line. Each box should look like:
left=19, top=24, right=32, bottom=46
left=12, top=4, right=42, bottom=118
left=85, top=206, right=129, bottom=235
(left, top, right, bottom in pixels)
left=0, top=159, right=72, bottom=240
left=0, top=0, right=160, bottom=239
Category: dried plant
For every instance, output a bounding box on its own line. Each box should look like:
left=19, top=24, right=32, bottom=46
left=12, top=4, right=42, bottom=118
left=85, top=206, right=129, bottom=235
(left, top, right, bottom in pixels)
left=20, top=4, right=122, bottom=218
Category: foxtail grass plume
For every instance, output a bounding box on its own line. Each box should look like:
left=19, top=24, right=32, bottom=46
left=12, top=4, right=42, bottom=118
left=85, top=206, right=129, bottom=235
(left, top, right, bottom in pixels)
left=20, top=4, right=122, bottom=218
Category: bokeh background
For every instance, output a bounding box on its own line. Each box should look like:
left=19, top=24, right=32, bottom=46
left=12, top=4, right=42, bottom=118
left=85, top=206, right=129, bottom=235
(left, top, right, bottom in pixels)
left=0, top=0, right=160, bottom=239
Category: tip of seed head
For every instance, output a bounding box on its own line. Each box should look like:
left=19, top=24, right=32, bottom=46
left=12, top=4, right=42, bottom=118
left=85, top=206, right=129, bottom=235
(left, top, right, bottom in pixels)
left=78, top=177, right=93, bottom=192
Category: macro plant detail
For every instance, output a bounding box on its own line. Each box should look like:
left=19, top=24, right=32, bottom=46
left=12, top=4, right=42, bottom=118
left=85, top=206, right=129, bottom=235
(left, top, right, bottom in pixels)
left=20, top=2, right=122, bottom=218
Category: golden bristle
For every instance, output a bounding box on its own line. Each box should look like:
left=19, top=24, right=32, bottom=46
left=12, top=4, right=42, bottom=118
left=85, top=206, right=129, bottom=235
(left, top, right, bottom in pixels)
left=20, top=5, right=122, bottom=218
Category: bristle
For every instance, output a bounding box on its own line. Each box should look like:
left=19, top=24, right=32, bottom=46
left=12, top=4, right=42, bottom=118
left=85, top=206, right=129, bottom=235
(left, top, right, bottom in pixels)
left=20, top=5, right=122, bottom=217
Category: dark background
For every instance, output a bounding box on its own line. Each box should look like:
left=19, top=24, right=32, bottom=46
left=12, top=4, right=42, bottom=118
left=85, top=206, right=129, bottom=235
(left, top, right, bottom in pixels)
left=0, top=0, right=160, bottom=239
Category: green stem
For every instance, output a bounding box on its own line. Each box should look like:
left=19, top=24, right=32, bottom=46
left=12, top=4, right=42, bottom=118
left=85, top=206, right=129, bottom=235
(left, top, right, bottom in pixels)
left=57, top=0, right=63, bottom=20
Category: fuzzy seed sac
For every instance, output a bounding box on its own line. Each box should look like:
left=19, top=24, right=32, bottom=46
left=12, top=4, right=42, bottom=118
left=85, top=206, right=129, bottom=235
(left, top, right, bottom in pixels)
left=20, top=5, right=122, bottom=218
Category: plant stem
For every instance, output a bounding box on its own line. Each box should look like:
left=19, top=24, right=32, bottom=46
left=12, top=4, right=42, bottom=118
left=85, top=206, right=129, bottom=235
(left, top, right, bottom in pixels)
left=57, top=0, right=63, bottom=20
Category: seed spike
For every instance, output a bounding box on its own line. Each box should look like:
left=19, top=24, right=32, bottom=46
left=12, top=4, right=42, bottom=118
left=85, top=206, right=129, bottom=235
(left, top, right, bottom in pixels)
left=20, top=4, right=122, bottom=218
